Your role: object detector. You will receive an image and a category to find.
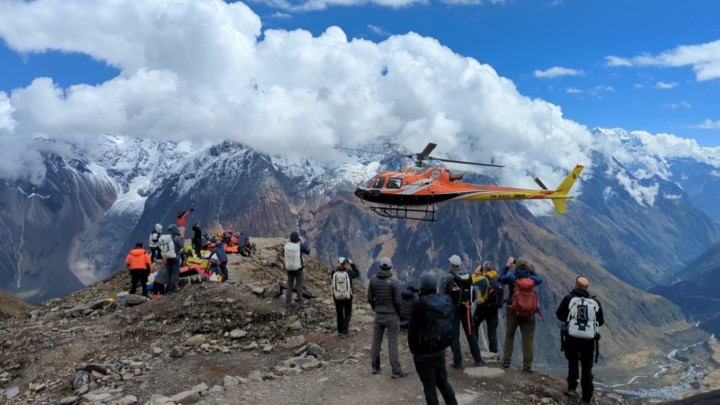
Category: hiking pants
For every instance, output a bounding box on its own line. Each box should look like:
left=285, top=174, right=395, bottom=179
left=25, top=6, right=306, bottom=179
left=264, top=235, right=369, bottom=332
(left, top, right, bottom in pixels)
left=473, top=304, right=499, bottom=353
left=150, top=247, right=162, bottom=262
left=450, top=305, right=483, bottom=367
left=413, top=351, right=458, bottom=405
left=370, top=312, right=402, bottom=374
left=503, top=313, right=535, bottom=369
left=219, top=261, right=228, bottom=282
left=166, top=258, right=180, bottom=293
left=285, top=269, right=304, bottom=304
left=565, top=336, right=596, bottom=402
left=129, top=269, right=150, bottom=297
left=334, top=298, right=353, bottom=334
left=193, top=240, right=202, bottom=258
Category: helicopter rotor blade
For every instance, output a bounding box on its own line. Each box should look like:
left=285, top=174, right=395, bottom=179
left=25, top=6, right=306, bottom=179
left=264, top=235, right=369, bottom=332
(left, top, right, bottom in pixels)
left=430, top=156, right=504, bottom=168
left=418, top=143, right=437, bottom=158
left=534, top=177, right=549, bottom=190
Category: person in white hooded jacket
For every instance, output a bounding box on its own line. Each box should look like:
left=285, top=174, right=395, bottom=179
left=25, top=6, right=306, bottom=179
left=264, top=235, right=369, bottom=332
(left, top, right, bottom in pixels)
left=148, top=224, right=163, bottom=262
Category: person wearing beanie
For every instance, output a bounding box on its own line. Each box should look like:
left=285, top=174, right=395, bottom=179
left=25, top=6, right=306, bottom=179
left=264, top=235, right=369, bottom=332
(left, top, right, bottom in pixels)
left=283, top=231, right=310, bottom=308
left=441, top=254, right=484, bottom=369
left=148, top=223, right=163, bottom=263
left=367, top=257, right=408, bottom=379
left=125, top=242, right=152, bottom=297
left=472, top=261, right=503, bottom=354
left=331, top=257, right=360, bottom=337
left=498, top=256, right=544, bottom=373
left=408, top=272, right=458, bottom=405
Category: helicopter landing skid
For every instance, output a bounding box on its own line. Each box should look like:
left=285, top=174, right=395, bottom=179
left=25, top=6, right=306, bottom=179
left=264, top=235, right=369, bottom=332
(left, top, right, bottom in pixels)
left=369, top=204, right=437, bottom=222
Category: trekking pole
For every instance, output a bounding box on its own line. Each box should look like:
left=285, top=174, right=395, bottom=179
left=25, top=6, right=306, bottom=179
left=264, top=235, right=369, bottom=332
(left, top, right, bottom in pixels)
left=466, top=300, right=472, bottom=335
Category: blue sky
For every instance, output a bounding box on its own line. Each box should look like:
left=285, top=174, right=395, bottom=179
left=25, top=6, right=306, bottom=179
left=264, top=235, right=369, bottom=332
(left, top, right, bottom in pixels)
left=0, top=0, right=719, bottom=186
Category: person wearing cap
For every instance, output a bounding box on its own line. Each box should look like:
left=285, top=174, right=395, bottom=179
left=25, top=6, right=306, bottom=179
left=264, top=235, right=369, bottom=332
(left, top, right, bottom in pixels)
left=125, top=242, right=152, bottom=297
left=285, top=231, right=311, bottom=308
left=331, top=256, right=360, bottom=337
left=498, top=256, right=543, bottom=372
left=368, top=257, right=408, bottom=378
left=441, top=254, right=484, bottom=369
left=556, top=276, right=605, bottom=404
left=472, top=261, right=502, bottom=354
left=408, top=272, right=458, bottom=405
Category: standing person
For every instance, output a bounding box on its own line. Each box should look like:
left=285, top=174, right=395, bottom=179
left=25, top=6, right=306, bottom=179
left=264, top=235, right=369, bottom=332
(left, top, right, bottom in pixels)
left=499, top=256, right=543, bottom=373
left=165, top=224, right=184, bottom=294
left=331, top=257, right=360, bottom=337
left=211, top=241, right=229, bottom=282
left=399, top=286, right=419, bottom=329
left=472, top=261, right=504, bottom=354
left=191, top=224, right=202, bottom=258
left=368, top=257, right=408, bottom=378
left=176, top=208, right=193, bottom=238
left=283, top=231, right=310, bottom=308
left=125, top=242, right=152, bottom=297
left=441, top=255, right=484, bottom=369
left=148, top=224, right=163, bottom=263
left=408, top=272, right=458, bottom=405
left=556, top=276, right=604, bottom=404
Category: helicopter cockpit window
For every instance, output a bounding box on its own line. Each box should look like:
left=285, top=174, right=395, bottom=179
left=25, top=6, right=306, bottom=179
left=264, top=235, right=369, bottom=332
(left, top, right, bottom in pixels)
left=387, top=177, right=402, bottom=189
left=370, top=176, right=386, bottom=189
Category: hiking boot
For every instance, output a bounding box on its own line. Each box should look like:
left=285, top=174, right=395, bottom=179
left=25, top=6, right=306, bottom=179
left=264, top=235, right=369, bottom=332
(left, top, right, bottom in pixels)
left=450, top=362, right=463, bottom=370
left=502, top=361, right=511, bottom=369
left=391, top=371, right=409, bottom=379
left=564, top=389, right=578, bottom=399
left=371, top=367, right=380, bottom=375
left=522, top=367, right=533, bottom=374
left=474, top=359, right=485, bottom=367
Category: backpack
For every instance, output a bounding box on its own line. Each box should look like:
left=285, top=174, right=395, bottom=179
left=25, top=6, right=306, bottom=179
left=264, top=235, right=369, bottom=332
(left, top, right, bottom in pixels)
left=485, top=277, right=505, bottom=309
left=158, top=234, right=176, bottom=259
left=284, top=242, right=302, bottom=271
left=332, top=271, right=352, bottom=300
left=150, top=230, right=160, bottom=244
left=567, top=296, right=600, bottom=339
left=417, top=294, right=455, bottom=353
left=507, top=277, right=539, bottom=319
left=451, top=273, right=473, bottom=307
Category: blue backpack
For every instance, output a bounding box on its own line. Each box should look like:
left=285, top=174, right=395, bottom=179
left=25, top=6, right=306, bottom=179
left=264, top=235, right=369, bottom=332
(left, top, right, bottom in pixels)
left=417, top=294, right=455, bottom=352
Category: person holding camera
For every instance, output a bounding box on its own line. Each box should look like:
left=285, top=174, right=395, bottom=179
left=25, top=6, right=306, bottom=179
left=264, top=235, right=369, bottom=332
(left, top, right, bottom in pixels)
left=331, top=257, right=360, bottom=337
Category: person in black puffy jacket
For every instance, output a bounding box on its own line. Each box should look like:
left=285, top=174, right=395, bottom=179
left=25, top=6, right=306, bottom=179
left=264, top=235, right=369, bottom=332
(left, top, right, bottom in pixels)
left=399, top=286, right=419, bottom=329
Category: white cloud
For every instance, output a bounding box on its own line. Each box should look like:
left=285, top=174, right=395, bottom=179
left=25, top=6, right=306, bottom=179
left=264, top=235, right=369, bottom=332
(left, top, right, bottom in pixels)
left=663, top=194, right=682, bottom=200
left=664, top=101, right=691, bottom=110
left=565, top=87, right=582, bottom=94
left=606, top=39, right=720, bottom=81
left=270, top=11, right=293, bottom=18
left=0, top=0, right=598, bottom=191
left=693, top=119, right=720, bottom=130
left=655, top=81, right=678, bottom=89
left=254, top=0, right=424, bottom=12
left=534, top=66, right=582, bottom=78
left=367, top=24, right=390, bottom=36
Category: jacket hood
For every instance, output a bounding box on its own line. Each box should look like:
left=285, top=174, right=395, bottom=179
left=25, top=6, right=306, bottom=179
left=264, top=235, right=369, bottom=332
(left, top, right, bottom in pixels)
left=515, top=268, right=533, bottom=278
left=401, top=289, right=416, bottom=300
left=167, top=224, right=179, bottom=235
left=376, top=269, right=393, bottom=279
left=129, top=248, right=146, bottom=257
left=571, top=288, right=591, bottom=298
left=154, top=224, right=162, bottom=232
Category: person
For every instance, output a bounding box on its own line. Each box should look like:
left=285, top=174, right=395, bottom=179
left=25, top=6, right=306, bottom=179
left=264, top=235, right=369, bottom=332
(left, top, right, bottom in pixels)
left=165, top=224, right=184, bottom=293
left=399, top=286, right=419, bottom=329
left=283, top=231, right=310, bottom=308
left=498, top=256, right=543, bottom=373
left=125, top=242, right=152, bottom=297
left=556, top=276, right=605, bottom=404
left=192, top=224, right=202, bottom=258
left=441, top=255, right=484, bottom=369
left=408, top=272, right=458, bottom=405
left=472, top=261, right=502, bottom=354
left=148, top=224, right=163, bottom=263
left=331, top=257, right=360, bottom=337
left=238, top=231, right=252, bottom=256
left=367, top=257, right=408, bottom=378
left=211, top=240, right=229, bottom=282
left=176, top=208, right=193, bottom=238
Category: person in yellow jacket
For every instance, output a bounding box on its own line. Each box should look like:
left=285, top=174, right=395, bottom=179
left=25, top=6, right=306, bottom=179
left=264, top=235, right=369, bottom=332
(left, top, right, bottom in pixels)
left=472, top=261, right=503, bottom=354
left=125, top=242, right=153, bottom=297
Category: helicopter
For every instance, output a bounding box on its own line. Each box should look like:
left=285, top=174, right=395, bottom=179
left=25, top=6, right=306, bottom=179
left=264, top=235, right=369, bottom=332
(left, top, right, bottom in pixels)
left=349, top=142, right=584, bottom=221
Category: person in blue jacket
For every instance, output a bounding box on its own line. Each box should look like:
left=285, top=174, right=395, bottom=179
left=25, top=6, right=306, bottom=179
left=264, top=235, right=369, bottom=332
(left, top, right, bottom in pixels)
left=211, top=241, right=229, bottom=282
left=498, top=256, right=543, bottom=373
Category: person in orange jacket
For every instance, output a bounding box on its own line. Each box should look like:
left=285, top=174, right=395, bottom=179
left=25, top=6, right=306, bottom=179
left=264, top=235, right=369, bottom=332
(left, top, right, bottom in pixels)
left=176, top=208, right=194, bottom=238
left=125, top=242, right=152, bottom=297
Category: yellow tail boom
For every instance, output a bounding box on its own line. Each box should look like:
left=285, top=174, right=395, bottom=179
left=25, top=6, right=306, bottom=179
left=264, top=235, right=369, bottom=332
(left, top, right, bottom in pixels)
left=550, top=164, right=584, bottom=214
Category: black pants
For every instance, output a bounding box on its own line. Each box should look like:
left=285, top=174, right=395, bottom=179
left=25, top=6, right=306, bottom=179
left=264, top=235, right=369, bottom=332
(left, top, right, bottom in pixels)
left=413, top=351, right=458, bottom=405
left=130, top=270, right=150, bottom=297
left=565, top=336, right=595, bottom=402
left=193, top=240, right=202, bottom=258
left=150, top=247, right=161, bottom=262
left=334, top=298, right=353, bottom=334
left=450, top=305, right=483, bottom=366
left=218, top=261, right=228, bottom=282
left=473, top=304, right=499, bottom=353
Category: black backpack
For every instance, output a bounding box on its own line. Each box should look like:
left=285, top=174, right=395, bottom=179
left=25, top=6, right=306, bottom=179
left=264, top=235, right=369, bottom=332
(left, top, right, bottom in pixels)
left=450, top=273, right=473, bottom=307
left=417, top=294, right=455, bottom=353
left=485, top=277, right=505, bottom=308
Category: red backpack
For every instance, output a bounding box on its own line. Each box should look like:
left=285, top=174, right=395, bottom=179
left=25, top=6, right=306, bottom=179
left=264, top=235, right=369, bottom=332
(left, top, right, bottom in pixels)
left=507, top=277, right=542, bottom=319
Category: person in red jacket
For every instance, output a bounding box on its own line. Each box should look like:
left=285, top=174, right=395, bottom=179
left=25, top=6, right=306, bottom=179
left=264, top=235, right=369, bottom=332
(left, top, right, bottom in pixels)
left=176, top=208, right=194, bottom=238
left=125, top=242, right=152, bottom=297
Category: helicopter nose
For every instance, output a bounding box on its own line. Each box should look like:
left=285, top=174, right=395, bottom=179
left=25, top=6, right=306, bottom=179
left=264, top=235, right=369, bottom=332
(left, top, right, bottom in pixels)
left=354, top=188, right=367, bottom=200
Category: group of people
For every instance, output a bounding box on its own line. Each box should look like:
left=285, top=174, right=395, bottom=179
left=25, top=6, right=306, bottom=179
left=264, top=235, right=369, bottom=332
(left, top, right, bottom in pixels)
left=295, top=249, right=605, bottom=405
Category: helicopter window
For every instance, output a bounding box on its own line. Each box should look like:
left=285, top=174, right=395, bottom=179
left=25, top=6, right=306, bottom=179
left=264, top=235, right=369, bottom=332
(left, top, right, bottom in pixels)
left=370, top=176, right=386, bottom=189
left=387, top=177, right=402, bottom=189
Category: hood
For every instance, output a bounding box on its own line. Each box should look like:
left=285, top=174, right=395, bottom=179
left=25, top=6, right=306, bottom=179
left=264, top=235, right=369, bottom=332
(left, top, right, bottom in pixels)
left=129, top=248, right=146, bottom=257
left=571, top=288, right=591, bottom=298
left=376, top=269, right=393, bottom=279
left=167, top=224, right=179, bottom=235
left=154, top=223, right=162, bottom=233
left=515, top=268, right=533, bottom=279
left=401, top=289, right=417, bottom=300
